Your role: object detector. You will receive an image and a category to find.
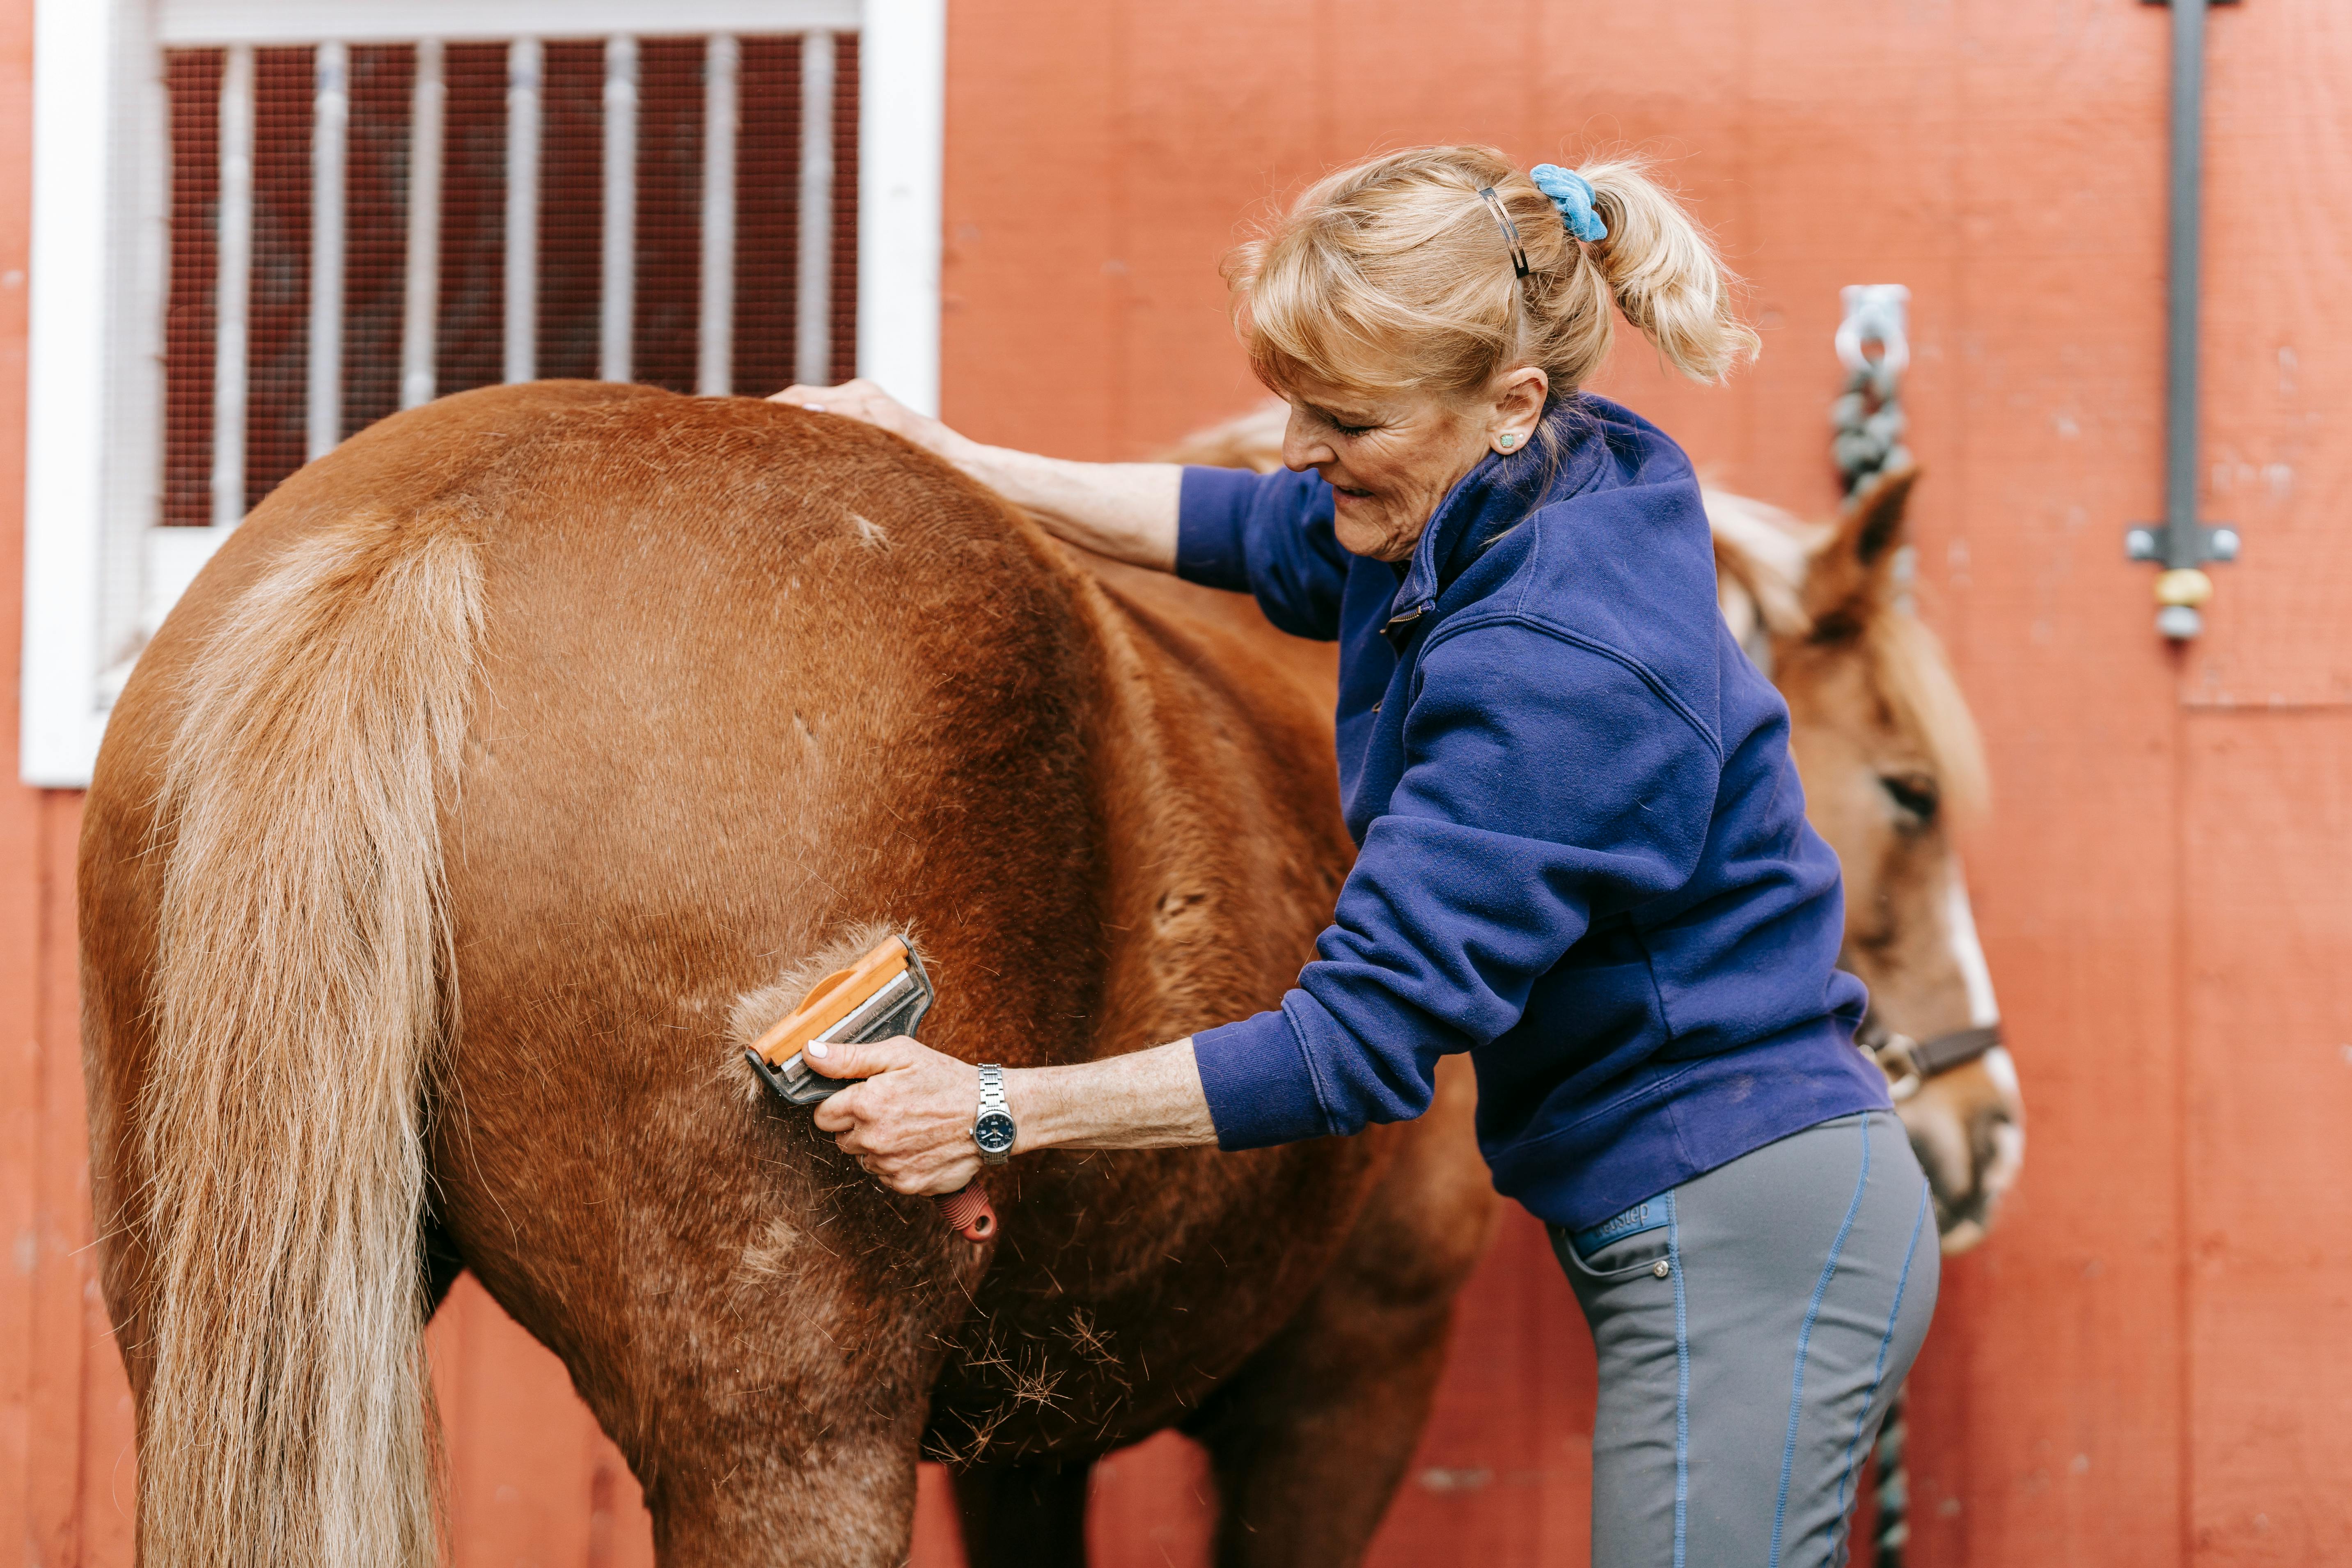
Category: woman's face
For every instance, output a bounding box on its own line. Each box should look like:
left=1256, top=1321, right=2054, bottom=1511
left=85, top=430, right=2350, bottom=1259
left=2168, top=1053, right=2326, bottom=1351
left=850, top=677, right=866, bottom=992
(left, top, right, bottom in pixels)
left=1278, top=369, right=1547, bottom=562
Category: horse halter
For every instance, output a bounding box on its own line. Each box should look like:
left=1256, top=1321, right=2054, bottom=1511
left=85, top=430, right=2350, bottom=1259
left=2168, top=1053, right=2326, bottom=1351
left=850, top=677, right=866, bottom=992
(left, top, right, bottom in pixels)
left=1855, top=1011, right=2004, bottom=1103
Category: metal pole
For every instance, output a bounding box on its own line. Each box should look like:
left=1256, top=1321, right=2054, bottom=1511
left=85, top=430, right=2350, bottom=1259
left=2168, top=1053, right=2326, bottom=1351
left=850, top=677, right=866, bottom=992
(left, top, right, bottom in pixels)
left=795, top=31, right=835, bottom=387
left=401, top=39, right=445, bottom=410
left=211, top=44, right=254, bottom=527
left=2162, top=0, right=2205, bottom=572
left=505, top=38, right=542, bottom=385
left=601, top=36, right=638, bottom=383
left=699, top=34, right=739, bottom=396
left=2127, top=0, right=2239, bottom=640
left=307, top=41, right=348, bottom=460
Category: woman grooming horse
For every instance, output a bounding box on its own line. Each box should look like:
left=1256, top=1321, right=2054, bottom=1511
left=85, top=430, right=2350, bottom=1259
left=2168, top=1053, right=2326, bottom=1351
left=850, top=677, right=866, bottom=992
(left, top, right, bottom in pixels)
left=785, top=146, right=1939, bottom=1566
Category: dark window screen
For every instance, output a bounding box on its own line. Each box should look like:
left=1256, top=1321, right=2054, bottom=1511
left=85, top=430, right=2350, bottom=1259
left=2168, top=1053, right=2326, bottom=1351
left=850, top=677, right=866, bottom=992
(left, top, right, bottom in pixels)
left=344, top=45, right=412, bottom=440
left=162, top=51, right=221, bottom=528
left=733, top=35, right=801, bottom=397
left=830, top=35, right=858, bottom=388
left=538, top=42, right=606, bottom=383
left=438, top=43, right=509, bottom=399
left=160, top=33, right=858, bottom=520
left=246, top=47, right=313, bottom=514
left=632, top=38, right=704, bottom=395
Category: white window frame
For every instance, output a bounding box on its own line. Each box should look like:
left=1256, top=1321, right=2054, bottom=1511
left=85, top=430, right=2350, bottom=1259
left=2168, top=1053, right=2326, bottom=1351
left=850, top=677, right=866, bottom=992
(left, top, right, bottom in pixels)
left=21, top=0, right=944, bottom=787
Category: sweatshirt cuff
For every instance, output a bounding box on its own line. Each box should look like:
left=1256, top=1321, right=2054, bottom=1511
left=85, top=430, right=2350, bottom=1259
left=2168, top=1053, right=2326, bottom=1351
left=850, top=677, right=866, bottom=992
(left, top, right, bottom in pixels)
left=1192, top=1005, right=1333, bottom=1150
left=1174, top=466, right=1261, bottom=593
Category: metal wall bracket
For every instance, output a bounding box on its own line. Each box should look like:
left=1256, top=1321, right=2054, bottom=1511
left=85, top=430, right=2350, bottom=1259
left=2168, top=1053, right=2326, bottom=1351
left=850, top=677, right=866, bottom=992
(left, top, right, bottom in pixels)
left=2125, top=522, right=2240, bottom=566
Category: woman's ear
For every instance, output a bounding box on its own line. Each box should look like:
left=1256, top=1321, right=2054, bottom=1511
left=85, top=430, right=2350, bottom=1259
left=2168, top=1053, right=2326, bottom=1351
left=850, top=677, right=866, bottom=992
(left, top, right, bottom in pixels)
left=1492, top=367, right=1550, bottom=449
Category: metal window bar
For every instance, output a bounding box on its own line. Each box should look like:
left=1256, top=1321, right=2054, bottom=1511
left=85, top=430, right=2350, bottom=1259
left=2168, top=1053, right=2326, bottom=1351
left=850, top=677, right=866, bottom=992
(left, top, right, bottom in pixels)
left=402, top=39, right=444, bottom=409
left=211, top=43, right=254, bottom=527
left=796, top=29, right=833, bottom=388
left=601, top=35, right=637, bottom=383
left=306, top=41, right=347, bottom=460
left=504, top=37, right=541, bottom=383
left=698, top=34, right=737, bottom=395
left=186, top=24, right=851, bottom=500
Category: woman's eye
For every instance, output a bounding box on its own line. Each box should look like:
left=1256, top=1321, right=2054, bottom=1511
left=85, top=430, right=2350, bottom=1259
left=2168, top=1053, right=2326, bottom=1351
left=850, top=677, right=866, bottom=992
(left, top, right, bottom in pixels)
left=1330, top=420, right=1374, bottom=438
left=1880, top=773, right=1940, bottom=827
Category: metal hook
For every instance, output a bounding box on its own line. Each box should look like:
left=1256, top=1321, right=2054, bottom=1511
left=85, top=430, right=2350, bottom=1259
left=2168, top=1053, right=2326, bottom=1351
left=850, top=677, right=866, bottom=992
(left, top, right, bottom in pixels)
left=1835, top=284, right=1912, bottom=378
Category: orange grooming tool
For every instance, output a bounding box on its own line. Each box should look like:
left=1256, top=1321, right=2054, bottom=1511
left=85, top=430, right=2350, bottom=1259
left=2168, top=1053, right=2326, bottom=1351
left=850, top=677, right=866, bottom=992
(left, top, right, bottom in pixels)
left=745, top=935, right=999, bottom=1242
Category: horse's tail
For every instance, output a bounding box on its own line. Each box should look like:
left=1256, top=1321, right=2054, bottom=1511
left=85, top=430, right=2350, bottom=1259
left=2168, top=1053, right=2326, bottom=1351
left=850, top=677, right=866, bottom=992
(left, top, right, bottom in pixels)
left=133, top=512, right=481, bottom=1566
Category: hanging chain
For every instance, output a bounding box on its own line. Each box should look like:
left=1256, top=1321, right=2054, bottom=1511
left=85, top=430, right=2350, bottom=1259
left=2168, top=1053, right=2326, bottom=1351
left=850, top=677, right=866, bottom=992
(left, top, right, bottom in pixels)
left=1832, top=284, right=1912, bottom=498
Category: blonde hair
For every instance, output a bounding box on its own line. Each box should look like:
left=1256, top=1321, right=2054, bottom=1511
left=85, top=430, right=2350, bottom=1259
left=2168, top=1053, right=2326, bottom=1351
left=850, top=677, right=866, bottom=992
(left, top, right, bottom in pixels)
left=1226, top=145, right=1757, bottom=404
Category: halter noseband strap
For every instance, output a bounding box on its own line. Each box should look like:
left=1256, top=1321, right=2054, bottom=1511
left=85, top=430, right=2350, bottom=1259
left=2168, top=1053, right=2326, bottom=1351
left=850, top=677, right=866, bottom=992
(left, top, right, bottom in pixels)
left=1857, top=1016, right=2004, bottom=1102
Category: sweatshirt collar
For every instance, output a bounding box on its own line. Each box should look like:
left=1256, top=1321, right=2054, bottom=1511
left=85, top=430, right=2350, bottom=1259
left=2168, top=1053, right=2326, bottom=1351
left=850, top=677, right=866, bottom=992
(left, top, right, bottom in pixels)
left=1384, top=402, right=1604, bottom=630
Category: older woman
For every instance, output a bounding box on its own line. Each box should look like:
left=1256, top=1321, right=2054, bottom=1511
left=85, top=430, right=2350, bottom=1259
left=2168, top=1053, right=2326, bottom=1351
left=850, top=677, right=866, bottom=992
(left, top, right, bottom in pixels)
left=776, top=146, right=1935, bottom=1567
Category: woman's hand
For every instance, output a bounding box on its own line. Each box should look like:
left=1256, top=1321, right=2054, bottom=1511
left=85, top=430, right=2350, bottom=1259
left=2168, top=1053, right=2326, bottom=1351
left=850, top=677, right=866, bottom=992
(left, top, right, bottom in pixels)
left=770, top=379, right=1183, bottom=572
left=770, top=379, right=974, bottom=468
left=805, top=1033, right=1217, bottom=1196
left=805, top=1034, right=986, bottom=1197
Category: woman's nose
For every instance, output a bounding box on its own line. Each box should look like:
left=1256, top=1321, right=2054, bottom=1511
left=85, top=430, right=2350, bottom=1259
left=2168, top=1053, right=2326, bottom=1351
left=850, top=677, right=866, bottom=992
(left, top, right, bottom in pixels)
left=1281, top=413, right=1332, bottom=473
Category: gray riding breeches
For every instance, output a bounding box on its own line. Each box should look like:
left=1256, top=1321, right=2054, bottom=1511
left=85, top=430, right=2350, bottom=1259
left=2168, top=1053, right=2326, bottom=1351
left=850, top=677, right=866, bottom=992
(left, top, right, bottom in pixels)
left=1552, top=1111, right=1939, bottom=1568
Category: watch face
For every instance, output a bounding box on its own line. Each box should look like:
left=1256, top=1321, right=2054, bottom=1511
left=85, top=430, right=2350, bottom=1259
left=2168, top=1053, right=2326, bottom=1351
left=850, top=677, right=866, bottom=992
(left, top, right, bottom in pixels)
left=974, top=1113, right=1017, bottom=1155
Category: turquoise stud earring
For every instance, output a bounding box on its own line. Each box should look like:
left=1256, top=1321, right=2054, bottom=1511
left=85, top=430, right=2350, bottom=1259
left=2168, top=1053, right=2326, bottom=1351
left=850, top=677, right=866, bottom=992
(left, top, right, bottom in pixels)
left=1499, top=433, right=1517, bottom=451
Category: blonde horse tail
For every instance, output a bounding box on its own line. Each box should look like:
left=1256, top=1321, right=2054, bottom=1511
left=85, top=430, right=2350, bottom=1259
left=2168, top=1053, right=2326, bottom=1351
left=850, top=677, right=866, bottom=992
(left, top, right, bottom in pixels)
left=135, top=513, right=481, bottom=1567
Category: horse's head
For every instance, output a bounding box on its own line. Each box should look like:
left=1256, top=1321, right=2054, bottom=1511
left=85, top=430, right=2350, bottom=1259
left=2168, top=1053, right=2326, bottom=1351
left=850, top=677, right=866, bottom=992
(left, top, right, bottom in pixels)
left=1737, top=470, right=2023, bottom=1253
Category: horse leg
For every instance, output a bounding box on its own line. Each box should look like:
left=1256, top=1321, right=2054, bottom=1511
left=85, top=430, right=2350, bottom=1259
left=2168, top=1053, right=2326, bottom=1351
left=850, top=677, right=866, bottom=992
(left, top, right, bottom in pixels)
left=431, top=1107, right=970, bottom=1567
left=1184, top=1060, right=1497, bottom=1567
left=951, top=1458, right=1095, bottom=1568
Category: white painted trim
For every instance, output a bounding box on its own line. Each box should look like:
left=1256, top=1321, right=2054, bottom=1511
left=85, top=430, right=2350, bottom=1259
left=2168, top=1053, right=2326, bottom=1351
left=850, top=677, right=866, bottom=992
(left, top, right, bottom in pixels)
left=794, top=29, right=834, bottom=387
left=598, top=35, right=637, bottom=383
left=212, top=44, right=252, bottom=521
left=697, top=34, right=738, bottom=397
left=401, top=41, right=445, bottom=410
left=503, top=38, right=541, bottom=384
left=21, top=0, right=120, bottom=785
left=857, top=0, right=943, bottom=415
left=26, top=0, right=945, bottom=787
left=160, top=0, right=861, bottom=46
left=307, top=41, right=348, bottom=458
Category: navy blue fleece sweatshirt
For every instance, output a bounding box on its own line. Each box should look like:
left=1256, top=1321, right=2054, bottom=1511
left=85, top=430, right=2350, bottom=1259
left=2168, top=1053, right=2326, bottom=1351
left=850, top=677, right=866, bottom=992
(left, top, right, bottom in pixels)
left=1178, top=395, right=1887, bottom=1230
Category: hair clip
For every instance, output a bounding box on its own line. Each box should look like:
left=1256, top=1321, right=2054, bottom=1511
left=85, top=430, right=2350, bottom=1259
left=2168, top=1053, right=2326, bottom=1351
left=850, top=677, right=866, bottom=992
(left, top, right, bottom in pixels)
left=1476, top=187, right=1530, bottom=279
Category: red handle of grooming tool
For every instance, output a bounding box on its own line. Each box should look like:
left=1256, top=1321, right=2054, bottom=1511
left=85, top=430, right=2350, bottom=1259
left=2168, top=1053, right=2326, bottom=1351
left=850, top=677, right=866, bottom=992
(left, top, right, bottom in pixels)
left=935, top=1184, right=997, bottom=1241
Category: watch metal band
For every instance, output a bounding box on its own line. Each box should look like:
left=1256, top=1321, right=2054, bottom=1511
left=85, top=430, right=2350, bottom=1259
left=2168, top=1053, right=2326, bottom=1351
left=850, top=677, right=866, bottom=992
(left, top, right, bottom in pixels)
left=977, top=1063, right=1008, bottom=1116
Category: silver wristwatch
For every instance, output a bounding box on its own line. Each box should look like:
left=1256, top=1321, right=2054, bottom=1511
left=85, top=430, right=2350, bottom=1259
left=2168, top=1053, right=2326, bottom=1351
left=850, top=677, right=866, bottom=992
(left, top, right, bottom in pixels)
left=972, top=1064, right=1016, bottom=1166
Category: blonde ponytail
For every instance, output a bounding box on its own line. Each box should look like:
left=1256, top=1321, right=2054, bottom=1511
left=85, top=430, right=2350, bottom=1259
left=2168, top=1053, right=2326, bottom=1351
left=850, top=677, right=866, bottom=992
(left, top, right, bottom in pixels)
left=1227, top=145, right=1756, bottom=403
left=1582, top=158, right=1758, bottom=382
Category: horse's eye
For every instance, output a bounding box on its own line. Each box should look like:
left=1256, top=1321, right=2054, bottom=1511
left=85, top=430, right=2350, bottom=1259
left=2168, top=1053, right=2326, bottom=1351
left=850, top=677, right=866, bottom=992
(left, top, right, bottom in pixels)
left=1880, top=773, right=1940, bottom=827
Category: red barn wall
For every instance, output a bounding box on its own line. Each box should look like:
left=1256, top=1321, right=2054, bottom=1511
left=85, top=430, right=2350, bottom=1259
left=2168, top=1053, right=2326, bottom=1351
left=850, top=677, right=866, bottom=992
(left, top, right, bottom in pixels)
left=7, top=1, right=2352, bottom=1563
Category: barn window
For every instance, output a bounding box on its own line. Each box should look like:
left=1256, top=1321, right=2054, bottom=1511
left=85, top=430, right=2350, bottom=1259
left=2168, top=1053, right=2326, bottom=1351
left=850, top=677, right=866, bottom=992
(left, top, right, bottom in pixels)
left=21, top=0, right=945, bottom=786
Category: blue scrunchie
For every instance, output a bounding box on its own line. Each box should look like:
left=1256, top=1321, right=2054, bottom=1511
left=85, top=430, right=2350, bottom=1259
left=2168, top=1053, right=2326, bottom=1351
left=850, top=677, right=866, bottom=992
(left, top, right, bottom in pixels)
left=1530, top=164, right=1607, bottom=243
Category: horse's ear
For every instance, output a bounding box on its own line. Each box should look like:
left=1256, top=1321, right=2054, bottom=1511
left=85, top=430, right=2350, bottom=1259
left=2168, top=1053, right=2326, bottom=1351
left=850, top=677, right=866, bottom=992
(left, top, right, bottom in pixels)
left=1803, top=465, right=1921, bottom=641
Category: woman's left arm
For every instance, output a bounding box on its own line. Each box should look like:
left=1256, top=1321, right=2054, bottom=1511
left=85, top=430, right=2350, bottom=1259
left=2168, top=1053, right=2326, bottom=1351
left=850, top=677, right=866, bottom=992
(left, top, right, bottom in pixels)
left=804, top=1034, right=1216, bottom=1197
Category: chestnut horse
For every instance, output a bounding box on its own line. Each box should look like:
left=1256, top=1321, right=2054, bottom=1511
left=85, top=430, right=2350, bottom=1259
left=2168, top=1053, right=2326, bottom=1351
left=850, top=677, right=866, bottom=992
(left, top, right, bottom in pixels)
left=1166, top=403, right=2025, bottom=1247
left=82, top=382, right=1497, bottom=1567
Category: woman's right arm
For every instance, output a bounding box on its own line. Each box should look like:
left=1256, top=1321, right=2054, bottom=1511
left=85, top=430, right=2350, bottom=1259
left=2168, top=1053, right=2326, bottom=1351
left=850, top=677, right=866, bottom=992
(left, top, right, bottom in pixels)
left=772, top=379, right=1179, bottom=572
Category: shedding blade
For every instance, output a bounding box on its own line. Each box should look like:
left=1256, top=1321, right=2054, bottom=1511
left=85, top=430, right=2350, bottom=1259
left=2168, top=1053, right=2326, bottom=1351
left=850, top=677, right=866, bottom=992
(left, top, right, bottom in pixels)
left=752, top=935, right=910, bottom=1066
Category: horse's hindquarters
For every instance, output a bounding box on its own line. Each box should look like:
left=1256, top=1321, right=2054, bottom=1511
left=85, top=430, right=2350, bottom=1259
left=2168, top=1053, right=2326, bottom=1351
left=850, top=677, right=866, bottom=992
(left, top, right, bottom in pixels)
left=417, top=391, right=1121, bottom=1553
